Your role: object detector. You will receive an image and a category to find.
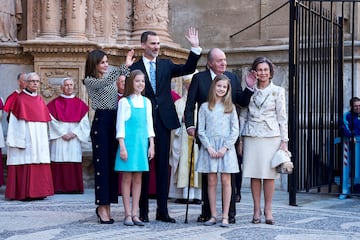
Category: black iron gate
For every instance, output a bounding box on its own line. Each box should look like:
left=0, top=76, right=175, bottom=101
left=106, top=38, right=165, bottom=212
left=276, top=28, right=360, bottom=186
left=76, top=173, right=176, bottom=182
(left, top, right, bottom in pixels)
left=288, top=0, right=359, bottom=204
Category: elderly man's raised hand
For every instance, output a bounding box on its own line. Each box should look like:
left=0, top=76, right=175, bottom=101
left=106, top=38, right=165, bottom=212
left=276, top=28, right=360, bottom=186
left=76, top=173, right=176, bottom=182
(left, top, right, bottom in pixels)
left=185, top=27, right=199, bottom=48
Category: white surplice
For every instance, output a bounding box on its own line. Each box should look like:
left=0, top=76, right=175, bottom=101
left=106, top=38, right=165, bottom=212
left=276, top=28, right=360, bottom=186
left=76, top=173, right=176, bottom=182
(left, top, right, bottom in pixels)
left=48, top=114, right=90, bottom=163
left=6, top=113, right=50, bottom=165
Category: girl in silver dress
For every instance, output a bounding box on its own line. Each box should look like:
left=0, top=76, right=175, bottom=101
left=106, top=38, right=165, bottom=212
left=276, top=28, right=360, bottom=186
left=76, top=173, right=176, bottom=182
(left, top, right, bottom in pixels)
left=196, top=74, right=239, bottom=227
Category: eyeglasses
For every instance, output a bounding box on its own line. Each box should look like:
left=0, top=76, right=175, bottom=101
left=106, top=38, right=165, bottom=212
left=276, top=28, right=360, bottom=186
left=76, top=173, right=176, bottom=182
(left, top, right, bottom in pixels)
left=28, top=80, right=40, bottom=83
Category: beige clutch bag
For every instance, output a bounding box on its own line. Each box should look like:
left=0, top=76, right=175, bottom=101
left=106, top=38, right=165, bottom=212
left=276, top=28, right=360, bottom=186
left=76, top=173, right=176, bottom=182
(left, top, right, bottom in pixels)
left=271, top=149, right=294, bottom=174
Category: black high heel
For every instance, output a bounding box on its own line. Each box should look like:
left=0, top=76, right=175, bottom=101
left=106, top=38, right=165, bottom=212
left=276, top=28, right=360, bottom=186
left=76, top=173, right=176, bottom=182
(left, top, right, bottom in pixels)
left=99, top=217, right=114, bottom=224
left=95, top=207, right=100, bottom=218
left=264, top=209, right=275, bottom=225
left=96, top=207, right=114, bottom=224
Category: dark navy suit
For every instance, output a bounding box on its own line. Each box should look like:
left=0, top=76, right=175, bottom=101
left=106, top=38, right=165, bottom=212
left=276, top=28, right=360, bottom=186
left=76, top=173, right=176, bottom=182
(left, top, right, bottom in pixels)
left=131, top=51, right=201, bottom=218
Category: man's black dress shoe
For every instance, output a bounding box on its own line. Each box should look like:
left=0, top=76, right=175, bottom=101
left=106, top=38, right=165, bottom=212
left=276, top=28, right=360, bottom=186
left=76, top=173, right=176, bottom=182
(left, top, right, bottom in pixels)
left=139, top=215, right=149, bottom=223
left=229, top=217, right=236, bottom=224
left=156, top=214, right=176, bottom=223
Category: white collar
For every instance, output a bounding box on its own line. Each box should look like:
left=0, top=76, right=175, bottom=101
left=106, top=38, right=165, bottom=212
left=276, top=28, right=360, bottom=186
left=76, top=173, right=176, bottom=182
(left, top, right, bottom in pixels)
left=143, top=56, right=156, bottom=65
left=60, top=94, right=75, bottom=98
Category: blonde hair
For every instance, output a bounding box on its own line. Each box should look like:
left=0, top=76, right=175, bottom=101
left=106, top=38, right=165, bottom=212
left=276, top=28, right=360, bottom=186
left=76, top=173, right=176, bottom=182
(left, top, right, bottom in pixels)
left=207, top=74, right=233, bottom=113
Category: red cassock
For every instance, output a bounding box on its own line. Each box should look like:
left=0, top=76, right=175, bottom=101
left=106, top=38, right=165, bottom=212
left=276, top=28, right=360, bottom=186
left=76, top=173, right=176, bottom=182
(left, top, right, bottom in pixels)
left=47, top=96, right=89, bottom=193
left=3, top=90, right=19, bottom=113
left=0, top=98, right=4, bottom=186
left=5, top=91, right=54, bottom=200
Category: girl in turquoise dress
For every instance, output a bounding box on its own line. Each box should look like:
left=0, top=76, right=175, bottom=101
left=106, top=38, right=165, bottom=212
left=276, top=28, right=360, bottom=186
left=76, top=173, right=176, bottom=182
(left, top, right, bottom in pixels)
left=115, top=70, right=155, bottom=226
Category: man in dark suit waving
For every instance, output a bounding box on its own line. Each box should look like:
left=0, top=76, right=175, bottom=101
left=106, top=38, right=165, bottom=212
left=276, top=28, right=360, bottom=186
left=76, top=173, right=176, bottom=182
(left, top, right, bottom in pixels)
left=131, top=28, right=201, bottom=223
left=184, top=48, right=256, bottom=223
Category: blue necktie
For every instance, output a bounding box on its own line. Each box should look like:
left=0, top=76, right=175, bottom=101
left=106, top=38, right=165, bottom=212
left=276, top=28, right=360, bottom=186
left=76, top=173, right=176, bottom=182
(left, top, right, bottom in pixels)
left=149, top=61, right=156, bottom=93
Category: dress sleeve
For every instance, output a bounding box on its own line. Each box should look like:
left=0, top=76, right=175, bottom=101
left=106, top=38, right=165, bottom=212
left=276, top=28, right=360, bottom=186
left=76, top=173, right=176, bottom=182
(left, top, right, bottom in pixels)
left=276, top=87, right=289, bottom=142
left=116, top=98, right=131, bottom=139
left=239, top=106, right=249, bottom=140
left=224, top=106, right=240, bottom=149
left=84, top=65, right=129, bottom=90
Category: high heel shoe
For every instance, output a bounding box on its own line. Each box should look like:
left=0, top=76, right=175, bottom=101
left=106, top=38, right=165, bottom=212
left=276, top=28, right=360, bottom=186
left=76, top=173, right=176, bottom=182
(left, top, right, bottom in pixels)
left=264, top=209, right=275, bottom=225
left=99, top=217, right=114, bottom=224
left=96, top=207, right=115, bottom=223
left=265, top=219, right=275, bottom=225
left=96, top=207, right=114, bottom=224
left=251, top=211, right=261, bottom=224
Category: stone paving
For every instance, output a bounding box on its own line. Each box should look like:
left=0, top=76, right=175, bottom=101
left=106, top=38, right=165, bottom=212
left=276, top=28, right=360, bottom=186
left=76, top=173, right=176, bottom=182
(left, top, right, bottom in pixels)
left=1, top=181, right=360, bottom=240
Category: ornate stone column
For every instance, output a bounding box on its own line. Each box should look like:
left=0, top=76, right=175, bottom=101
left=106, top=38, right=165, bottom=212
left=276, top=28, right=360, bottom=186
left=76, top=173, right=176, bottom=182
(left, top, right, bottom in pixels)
left=114, top=0, right=132, bottom=43
left=65, top=0, right=87, bottom=39
left=85, top=0, right=96, bottom=40
left=39, top=0, right=61, bottom=38
left=131, top=0, right=177, bottom=46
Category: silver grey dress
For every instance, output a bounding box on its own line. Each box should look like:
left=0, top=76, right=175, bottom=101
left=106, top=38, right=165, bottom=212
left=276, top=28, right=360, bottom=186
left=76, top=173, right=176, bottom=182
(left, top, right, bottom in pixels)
left=195, top=102, right=240, bottom=173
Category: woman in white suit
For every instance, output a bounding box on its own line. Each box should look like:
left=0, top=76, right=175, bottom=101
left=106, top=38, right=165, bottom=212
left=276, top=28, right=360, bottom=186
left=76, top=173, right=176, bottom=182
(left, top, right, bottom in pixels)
left=239, top=57, right=288, bottom=225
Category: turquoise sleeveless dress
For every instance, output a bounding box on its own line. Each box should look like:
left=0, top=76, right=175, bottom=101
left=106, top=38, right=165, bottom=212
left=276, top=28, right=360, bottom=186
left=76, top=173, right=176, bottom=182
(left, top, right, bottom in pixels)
left=114, top=97, right=149, bottom=172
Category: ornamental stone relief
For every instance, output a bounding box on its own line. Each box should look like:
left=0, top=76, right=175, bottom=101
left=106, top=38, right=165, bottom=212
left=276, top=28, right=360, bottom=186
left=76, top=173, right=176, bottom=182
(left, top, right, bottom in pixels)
left=133, top=0, right=168, bottom=28
left=40, top=67, right=82, bottom=102
left=111, top=0, right=121, bottom=38
left=93, top=0, right=104, bottom=36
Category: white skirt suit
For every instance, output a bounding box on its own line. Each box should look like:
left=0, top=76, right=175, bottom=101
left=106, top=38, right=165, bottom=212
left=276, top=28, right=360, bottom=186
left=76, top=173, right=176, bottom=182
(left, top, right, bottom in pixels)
left=239, top=82, right=289, bottom=179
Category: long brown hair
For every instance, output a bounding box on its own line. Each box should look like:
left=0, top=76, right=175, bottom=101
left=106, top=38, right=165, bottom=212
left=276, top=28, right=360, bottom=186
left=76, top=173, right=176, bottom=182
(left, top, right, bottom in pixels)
left=84, top=50, right=106, bottom=80
left=207, top=74, right=233, bottom=113
left=123, top=70, right=145, bottom=97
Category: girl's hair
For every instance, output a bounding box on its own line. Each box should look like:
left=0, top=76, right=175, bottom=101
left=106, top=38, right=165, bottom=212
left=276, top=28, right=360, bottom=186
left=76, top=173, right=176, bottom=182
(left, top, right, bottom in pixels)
left=250, top=56, right=275, bottom=79
left=84, top=50, right=106, bottom=81
left=123, top=69, right=145, bottom=97
left=207, top=74, right=233, bottom=113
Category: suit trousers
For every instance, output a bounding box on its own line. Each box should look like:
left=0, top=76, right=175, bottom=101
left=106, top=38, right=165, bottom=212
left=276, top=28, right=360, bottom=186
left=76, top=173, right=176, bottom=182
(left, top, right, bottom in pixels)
left=140, top=110, right=171, bottom=217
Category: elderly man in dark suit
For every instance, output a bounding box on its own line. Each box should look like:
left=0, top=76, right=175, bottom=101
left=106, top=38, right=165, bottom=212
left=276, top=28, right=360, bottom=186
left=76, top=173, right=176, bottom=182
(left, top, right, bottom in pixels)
left=184, top=48, right=256, bottom=224
left=130, top=27, right=201, bottom=223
